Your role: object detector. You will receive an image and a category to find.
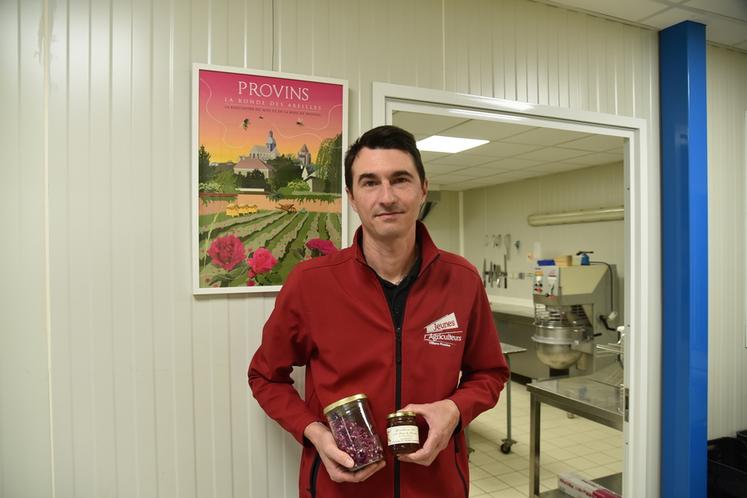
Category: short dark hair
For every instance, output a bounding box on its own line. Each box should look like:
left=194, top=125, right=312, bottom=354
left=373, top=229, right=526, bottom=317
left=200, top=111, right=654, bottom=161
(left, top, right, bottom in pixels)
left=344, top=125, right=426, bottom=191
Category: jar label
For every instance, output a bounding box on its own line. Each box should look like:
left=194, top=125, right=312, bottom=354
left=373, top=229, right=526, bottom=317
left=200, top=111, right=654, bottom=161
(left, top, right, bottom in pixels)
left=386, top=425, right=419, bottom=445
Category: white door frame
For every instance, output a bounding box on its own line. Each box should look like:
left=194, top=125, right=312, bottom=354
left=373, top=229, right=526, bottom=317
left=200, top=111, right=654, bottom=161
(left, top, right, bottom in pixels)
left=372, top=82, right=656, bottom=498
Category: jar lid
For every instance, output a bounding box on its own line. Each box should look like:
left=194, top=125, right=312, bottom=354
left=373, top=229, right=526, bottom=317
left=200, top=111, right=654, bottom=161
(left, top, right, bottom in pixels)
left=386, top=410, right=417, bottom=419
left=322, top=394, right=368, bottom=415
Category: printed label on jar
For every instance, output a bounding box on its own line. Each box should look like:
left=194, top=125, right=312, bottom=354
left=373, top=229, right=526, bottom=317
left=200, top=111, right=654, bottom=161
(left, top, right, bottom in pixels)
left=386, top=425, right=419, bottom=445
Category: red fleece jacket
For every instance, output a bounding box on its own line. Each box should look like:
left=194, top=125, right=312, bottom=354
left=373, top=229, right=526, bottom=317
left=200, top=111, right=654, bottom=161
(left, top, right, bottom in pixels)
left=248, top=223, right=509, bottom=498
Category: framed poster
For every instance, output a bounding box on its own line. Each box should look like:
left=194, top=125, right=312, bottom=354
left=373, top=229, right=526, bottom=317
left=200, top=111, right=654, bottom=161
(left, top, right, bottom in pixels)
left=192, top=64, right=347, bottom=294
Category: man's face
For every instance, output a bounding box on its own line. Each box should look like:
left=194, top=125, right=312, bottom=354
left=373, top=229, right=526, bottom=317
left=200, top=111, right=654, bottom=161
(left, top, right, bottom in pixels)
left=347, top=147, right=428, bottom=243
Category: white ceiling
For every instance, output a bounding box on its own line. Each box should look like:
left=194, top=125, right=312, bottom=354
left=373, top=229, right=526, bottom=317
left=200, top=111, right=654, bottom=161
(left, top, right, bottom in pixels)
left=542, top=0, right=747, bottom=50
left=392, top=111, right=624, bottom=191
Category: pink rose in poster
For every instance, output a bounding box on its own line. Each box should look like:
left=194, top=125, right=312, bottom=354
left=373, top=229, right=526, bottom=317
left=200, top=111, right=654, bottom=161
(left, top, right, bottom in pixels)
left=207, top=235, right=246, bottom=271
left=306, top=238, right=338, bottom=256
left=248, top=247, right=277, bottom=274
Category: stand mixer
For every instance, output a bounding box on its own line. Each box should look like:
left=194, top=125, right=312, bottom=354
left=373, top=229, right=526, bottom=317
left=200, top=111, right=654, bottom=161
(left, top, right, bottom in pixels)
left=531, top=264, right=620, bottom=375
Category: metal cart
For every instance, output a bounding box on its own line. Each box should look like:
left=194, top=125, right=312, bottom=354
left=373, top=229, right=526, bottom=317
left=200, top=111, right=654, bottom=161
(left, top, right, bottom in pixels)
left=499, top=343, right=527, bottom=454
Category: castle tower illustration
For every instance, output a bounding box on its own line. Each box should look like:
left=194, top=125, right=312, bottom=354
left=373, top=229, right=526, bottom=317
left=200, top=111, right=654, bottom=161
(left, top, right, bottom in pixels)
left=298, top=144, right=311, bottom=167
left=266, top=130, right=277, bottom=152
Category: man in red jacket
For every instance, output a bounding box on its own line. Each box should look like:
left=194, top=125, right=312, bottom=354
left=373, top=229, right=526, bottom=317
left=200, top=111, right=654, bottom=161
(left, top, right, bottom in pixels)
left=249, top=125, right=509, bottom=498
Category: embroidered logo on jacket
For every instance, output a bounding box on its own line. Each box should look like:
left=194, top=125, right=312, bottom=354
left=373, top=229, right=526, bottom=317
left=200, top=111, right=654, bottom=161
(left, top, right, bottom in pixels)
left=423, top=312, right=463, bottom=347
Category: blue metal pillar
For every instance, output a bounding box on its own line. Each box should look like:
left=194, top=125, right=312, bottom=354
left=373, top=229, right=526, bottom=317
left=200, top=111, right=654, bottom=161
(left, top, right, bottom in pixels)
left=659, top=21, right=708, bottom=498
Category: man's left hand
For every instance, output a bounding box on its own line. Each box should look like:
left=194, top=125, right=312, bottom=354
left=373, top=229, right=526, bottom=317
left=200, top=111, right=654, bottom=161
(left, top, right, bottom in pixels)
left=396, top=399, right=460, bottom=466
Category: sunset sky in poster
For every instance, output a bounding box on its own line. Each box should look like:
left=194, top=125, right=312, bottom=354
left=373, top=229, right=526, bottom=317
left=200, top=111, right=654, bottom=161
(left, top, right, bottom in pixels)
left=199, top=70, right=343, bottom=163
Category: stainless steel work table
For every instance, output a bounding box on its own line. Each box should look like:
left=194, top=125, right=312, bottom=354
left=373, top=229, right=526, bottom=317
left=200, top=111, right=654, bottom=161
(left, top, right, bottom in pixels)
left=526, top=376, right=623, bottom=497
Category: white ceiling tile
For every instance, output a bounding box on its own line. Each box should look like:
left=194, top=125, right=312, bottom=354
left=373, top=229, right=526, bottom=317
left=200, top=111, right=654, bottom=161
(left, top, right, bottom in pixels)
left=545, top=0, right=746, bottom=49
left=430, top=153, right=494, bottom=167
left=491, top=170, right=545, bottom=183
left=430, top=173, right=477, bottom=183
left=558, top=134, right=625, bottom=152
left=703, top=17, right=747, bottom=45
left=466, top=165, right=514, bottom=176
left=563, top=152, right=623, bottom=166
left=547, top=0, right=669, bottom=22
left=420, top=151, right=449, bottom=162
left=468, top=141, right=544, bottom=157
left=516, top=147, right=590, bottom=162
left=455, top=178, right=498, bottom=188
left=528, top=162, right=587, bottom=174
left=392, top=111, right=467, bottom=136
left=424, top=164, right=469, bottom=176
left=443, top=120, right=536, bottom=141
left=483, top=157, right=545, bottom=171
left=641, top=7, right=709, bottom=28
left=503, top=127, right=591, bottom=146
left=683, top=0, right=747, bottom=23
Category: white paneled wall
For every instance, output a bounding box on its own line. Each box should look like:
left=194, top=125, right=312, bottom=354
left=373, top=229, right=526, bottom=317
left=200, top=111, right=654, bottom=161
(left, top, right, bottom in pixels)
left=460, top=163, right=625, bottom=306
left=1, top=0, right=672, bottom=497
left=707, top=46, right=747, bottom=440
left=423, top=190, right=461, bottom=254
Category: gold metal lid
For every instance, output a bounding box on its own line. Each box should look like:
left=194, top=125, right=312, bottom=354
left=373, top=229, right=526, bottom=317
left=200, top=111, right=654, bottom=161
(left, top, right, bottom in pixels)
left=386, top=411, right=417, bottom=419
left=322, top=394, right=368, bottom=415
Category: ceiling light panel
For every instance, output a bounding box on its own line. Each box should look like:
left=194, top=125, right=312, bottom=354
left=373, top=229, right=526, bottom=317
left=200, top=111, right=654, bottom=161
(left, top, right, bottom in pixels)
left=416, top=135, right=489, bottom=153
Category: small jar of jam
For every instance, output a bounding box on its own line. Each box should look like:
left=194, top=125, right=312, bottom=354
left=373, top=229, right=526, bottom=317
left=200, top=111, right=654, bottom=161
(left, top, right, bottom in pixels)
left=323, top=394, right=384, bottom=471
left=386, top=411, right=420, bottom=455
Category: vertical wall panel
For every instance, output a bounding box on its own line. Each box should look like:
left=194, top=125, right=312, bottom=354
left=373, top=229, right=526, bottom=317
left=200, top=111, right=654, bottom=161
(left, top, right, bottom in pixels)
left=152, top=1, right=177, bottom=495
left=47, top=0, right=74, bottom=493
left=707, top=46, right=747, bottom=439
left=0, top=0, right=54, bottom=496
left=67, top=0, right=97, bottom=494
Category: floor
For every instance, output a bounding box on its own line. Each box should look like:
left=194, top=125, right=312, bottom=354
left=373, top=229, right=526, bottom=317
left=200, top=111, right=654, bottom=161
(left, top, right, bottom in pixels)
left=467, top=381, right=623, bottom=498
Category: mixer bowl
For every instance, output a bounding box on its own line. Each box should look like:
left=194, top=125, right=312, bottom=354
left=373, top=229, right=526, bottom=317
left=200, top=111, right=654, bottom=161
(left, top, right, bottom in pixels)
left=535, top=342, right=582, bottom=369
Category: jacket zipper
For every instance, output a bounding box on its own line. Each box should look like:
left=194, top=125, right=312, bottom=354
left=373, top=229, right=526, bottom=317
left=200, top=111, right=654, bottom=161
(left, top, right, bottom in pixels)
left=453, top=436, right=468, bottom=498
left=394, top=323, right=403, bottom=498
left=361, top=253, right=439, bottom=498
left=308, top=454, right=321, bottom=498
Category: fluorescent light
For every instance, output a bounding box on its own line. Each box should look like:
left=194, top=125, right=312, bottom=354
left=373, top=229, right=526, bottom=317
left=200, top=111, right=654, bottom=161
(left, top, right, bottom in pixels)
left=417, top=135, right=489, bottom=153
left=527, top=206, right=624, bottom=226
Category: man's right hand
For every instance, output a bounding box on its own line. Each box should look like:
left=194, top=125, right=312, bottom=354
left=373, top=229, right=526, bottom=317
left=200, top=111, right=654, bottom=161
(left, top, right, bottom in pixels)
left=303, top=422, right=386, bottom=483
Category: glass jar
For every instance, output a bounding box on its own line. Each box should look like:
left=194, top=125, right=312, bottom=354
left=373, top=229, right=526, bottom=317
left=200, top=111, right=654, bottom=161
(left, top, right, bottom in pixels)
left=323, top=394, right=384, bottom=471
left=386, top=411, right=420, bottom=455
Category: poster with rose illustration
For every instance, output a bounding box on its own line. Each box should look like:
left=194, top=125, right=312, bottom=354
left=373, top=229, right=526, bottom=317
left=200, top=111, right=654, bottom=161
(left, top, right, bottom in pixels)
left=192, top=64, right=347, bottom=294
